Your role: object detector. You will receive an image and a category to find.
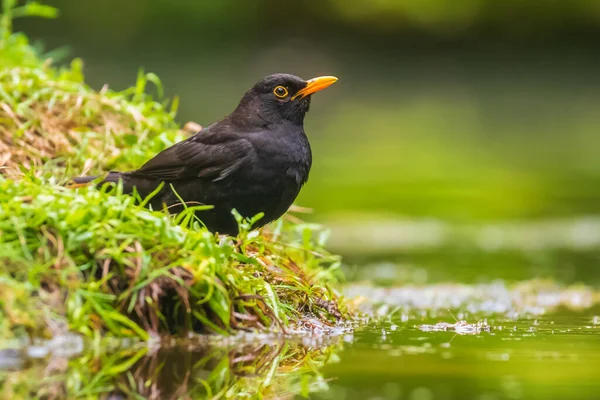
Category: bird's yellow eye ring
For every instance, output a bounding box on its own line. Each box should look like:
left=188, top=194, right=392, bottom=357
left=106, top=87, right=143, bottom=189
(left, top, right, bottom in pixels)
left=273, top=86, right=289, bottom=98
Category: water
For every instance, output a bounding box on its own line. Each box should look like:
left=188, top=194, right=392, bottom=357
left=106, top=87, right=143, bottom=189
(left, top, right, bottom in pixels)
left=317, top=314, right=600, bottom=400
left=1, top=278, right=599, bottom=399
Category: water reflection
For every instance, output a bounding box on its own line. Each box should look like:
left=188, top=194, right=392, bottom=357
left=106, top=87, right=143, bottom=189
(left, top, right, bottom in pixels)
left=0, top=337, right=342, bottom=399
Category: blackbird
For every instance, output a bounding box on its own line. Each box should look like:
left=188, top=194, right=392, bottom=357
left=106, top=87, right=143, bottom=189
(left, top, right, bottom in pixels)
left=72, top=74, right=338, bottom=235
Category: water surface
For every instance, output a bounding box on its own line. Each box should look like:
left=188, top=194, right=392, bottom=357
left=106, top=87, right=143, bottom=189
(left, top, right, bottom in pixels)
left=2, top=281, right=598, bottom=399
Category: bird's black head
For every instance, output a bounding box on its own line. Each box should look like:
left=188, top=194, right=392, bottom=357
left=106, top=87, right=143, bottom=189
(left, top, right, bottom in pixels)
left=233, top=73, right=337, bottom=127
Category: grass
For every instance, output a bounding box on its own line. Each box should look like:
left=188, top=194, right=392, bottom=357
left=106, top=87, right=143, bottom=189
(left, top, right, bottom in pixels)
left=0, top=0, right=349, bottom=342
left=0, top=48, right=186, bottom=179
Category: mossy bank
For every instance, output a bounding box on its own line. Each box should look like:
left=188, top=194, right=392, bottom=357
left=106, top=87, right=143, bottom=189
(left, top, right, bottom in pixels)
left=0, top=1, right=349, bottom=342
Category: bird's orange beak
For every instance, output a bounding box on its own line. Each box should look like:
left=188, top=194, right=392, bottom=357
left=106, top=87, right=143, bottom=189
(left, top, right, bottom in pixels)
left=292, top=76, right=338, bottom=100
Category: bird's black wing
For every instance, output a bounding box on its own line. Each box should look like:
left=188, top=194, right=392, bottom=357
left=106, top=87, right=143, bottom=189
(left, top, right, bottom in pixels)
left=126, top=130, right=255, bottom=182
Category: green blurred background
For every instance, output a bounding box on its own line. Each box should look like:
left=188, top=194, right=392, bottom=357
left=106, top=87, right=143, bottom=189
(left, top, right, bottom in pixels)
left=16, top=0, right=600, bottom=224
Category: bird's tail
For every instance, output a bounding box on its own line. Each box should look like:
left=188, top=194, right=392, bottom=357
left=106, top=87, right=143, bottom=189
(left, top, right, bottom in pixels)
left=66, top=175, right=99, bottom=189
left=71, top=175, right=100, bottom=184
left=67, top=172, right=121, bottom=188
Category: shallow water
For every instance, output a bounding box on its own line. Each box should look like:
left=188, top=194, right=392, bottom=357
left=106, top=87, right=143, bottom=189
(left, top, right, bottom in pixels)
left=316, top=313, right=600, bottom=400
left=2, top=219, right=600, bottom=399
left=1, top=282, right=598, bottom=399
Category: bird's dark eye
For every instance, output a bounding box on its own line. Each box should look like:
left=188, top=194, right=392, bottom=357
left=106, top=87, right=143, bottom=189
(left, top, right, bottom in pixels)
left=273, top=86, right=289, bottom=98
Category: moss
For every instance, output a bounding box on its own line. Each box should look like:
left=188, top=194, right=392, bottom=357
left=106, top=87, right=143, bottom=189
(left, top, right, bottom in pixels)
left=0, top=0, right=349, bottom=341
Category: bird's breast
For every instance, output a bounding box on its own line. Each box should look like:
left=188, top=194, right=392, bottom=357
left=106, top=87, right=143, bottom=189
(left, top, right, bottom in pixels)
left=212, top=126, right=311, bottom=218
left=254, top=148, right=310, bottom=188
left=250, top=127, right=311, bottom=177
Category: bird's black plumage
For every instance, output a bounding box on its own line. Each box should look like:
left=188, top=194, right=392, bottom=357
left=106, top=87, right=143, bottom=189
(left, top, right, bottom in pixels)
left=72, top=73, right=337, bottom=235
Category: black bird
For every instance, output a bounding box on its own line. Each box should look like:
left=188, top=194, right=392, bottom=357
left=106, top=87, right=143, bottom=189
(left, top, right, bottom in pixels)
left=72, top=74, right=338, bottom=235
